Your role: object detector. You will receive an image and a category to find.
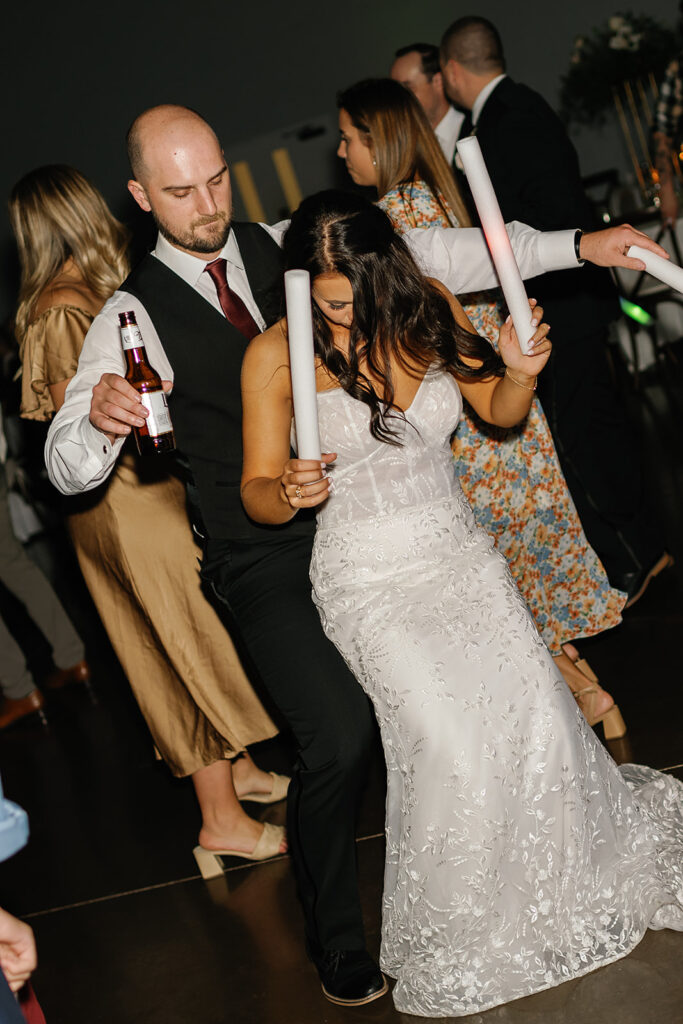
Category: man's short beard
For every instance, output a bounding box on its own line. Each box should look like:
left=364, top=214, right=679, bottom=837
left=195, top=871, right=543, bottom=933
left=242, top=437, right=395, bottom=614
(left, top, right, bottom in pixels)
left=152, top=209, right=232, bottom=254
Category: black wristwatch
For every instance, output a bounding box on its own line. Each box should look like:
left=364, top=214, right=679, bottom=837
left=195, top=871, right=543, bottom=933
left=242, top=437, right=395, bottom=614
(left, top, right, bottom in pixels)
left=574, top=229, right=585, bottom=265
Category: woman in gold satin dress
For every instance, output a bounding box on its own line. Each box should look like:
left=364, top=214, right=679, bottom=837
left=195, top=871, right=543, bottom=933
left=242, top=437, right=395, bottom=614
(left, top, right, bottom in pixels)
left=10, top=165, right=287, bottom=866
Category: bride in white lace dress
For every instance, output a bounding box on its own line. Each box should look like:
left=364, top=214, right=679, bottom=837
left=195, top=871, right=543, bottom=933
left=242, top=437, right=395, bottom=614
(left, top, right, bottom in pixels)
left=240, top=191, right=683, bottom=1018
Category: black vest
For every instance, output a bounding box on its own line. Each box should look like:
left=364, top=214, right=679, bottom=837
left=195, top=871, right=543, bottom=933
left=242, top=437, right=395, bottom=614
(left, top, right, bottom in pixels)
left=121, top=223, right=315, bottom=543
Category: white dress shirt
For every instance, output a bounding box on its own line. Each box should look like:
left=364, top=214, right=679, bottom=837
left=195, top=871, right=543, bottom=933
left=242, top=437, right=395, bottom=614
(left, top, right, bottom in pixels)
left=151, top=229, right=276, bottom=326
left=46, top=220, right=577, bottom=495
left=434, top=106, right=465, bottom=165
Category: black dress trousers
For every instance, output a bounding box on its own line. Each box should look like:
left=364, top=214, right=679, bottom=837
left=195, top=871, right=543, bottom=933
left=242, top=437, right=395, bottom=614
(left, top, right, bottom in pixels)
left=201, top=531, right=377, bottom=955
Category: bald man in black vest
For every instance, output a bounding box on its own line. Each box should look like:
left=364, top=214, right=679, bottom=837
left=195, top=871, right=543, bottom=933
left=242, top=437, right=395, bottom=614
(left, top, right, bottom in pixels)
left=44, top=105, right=385, bottom=1007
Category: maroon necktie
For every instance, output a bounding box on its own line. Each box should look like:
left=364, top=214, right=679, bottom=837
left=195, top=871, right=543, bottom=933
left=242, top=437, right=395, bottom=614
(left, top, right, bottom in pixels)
left=204, top=258, right=260, bottom=340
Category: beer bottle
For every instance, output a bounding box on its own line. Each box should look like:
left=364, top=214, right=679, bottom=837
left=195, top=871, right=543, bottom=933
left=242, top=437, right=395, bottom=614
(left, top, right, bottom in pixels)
left=118, top=311, right=175, bottom=455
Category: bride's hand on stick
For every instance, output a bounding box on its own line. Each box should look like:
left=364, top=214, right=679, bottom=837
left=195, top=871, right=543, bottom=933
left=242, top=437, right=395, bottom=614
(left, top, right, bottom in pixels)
left=457, top=300, right=549, bottom=427
left=498, top=299, right=551, bottom=382
left=280, top=452, right=337, bottom=510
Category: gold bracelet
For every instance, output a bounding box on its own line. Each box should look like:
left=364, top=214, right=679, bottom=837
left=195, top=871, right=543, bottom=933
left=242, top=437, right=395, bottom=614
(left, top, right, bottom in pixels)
left=505, top=368, right=537, bottom=392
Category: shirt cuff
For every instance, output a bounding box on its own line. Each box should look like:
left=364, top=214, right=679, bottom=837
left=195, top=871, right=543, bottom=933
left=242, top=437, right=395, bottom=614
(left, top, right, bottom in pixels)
left=536, top=229, right=580, bottom=272
left=53, top=420, right=126, bottom=493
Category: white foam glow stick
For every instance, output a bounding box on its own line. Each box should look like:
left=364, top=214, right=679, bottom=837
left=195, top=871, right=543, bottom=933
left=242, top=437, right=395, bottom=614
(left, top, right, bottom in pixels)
left=456, top=136, right=534, bottom=354
left=284, top=269, right=322, bottom=460
left=626, top=244, right=683, bottom=294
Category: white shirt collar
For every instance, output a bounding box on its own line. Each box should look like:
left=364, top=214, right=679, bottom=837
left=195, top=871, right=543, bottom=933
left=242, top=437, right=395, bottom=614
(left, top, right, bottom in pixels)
left=472, top=73, right=507, bottom=126
left=434, top=105, right=465, bottom=162
left=152, top=228, right=243, bottom=289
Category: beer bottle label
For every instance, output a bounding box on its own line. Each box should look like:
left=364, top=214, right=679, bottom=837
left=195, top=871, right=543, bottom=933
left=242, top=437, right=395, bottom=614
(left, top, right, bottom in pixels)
left=140, top=390, right=173, bottom=437
left=120, top=324, right=145, bottom=350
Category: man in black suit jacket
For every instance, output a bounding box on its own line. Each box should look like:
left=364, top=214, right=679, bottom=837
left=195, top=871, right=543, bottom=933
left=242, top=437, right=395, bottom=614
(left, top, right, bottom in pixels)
left=441, top=16, right=670, bottom=602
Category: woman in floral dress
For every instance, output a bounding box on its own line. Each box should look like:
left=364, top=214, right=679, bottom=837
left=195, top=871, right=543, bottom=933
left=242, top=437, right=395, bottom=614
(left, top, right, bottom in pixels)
left=335, top=78, right=627, bottom=735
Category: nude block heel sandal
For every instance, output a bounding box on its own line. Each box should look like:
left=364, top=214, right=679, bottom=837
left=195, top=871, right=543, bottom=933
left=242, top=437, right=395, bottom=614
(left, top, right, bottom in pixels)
left=193, top=845, right=226, bottom=880
left=563, top=643, right=627, bottom=740
left=570, top=685, right=627, bottom=740
left=193, top=822, right=286, bottom=879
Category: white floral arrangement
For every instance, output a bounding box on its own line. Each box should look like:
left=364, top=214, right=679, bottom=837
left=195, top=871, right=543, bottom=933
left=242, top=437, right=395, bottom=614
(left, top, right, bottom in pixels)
left=561, top=11, right=678, bottom=125
left=606, top=14, right=642, bottom=52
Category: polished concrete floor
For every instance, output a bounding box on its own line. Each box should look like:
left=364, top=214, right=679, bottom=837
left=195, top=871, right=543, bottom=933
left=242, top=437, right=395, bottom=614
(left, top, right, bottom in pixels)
left=1, top=354, right=683, bottom=1023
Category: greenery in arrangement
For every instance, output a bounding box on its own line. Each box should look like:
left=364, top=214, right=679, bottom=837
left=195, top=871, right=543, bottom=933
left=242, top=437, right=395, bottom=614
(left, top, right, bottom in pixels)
left=559, top=12, right=680, bottom=126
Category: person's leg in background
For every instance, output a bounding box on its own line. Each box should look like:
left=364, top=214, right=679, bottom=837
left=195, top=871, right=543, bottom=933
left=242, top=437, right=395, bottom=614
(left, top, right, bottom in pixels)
left=0, top=611, right=46, bottom=728
left=0, top=468, right=86, bottom=691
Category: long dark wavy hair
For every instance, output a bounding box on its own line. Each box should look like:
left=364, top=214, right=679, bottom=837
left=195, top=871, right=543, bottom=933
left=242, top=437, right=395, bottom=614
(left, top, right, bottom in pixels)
left=284, top=190, right=504, bottom=444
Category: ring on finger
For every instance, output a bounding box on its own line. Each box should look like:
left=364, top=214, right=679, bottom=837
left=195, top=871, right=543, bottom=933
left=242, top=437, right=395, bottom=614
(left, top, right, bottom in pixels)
left=295, top=485, right=303, bottom=499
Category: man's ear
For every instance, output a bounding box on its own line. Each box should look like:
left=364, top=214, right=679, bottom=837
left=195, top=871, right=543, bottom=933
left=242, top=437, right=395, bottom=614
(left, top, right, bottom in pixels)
left=127, top=179, right=151, bottom=213
left=441, top=58, right=459, bottom=89
left=433, top=69, right=445, bottom=98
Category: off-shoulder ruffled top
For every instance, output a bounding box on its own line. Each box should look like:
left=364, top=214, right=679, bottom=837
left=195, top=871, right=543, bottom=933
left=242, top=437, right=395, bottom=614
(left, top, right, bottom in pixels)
left=20, top=305, right=94, bottom=421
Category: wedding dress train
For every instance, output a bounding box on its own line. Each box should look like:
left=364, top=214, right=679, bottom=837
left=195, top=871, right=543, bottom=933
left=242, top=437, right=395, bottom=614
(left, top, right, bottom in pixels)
left=307, top=369, right=683, bottom=1017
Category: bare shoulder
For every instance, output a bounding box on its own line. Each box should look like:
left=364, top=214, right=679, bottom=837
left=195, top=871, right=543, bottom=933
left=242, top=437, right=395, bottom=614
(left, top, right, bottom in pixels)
left=426, top=276, right=450, bottom=300
left=242, top=319, right=291, bottom=392
left=425, top=277, right=470, bottom=330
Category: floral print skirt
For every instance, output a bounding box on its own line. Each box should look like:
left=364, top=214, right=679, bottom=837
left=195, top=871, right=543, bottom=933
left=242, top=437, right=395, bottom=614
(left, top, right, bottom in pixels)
left=454, top=297, right=626, bottom=654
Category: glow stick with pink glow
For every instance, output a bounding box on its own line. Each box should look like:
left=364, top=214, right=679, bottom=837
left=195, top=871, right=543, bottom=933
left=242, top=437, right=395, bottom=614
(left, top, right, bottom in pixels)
left=456, top=135, right=534, bottom=354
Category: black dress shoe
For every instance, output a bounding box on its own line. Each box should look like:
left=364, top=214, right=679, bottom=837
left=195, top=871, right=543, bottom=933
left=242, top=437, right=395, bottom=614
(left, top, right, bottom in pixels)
left=316, top=949, right=388, bottom=1006
left=613, top=551, right=675, bottom=608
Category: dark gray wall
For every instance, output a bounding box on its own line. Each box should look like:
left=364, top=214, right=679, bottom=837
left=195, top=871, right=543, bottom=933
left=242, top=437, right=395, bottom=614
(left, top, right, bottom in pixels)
left=1, top=0, right=677, bottom=322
